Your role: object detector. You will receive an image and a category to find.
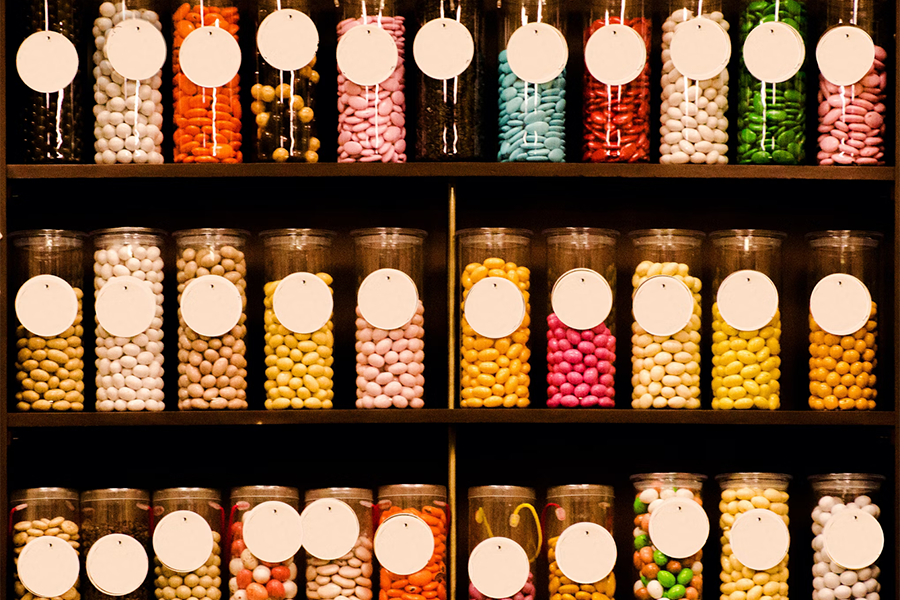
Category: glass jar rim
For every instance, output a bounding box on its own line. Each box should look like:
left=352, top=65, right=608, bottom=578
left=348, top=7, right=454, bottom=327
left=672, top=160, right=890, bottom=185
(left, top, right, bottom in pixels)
left=468, top=485, right=535, bottom=500
left=305, top=488, right=373, bottom=502
left=351, top=227, right=428, bottom=239
left=90, top=227, right=168, bottom=239
left=544, top=227, right=620, bottom=243
left=629, top=229, right=705, bottom=242
left=630, top=472, right=707, bottom=485
left=709, top=229, right=787, bottom=242
left=716, top=472, right=792, bottom=489
left=10, top=229, right=86, bottom=247
left=153, top=488, right=222, bottom=502
left=11, top=487, right=79, bottom=503
left=547, top=484, right=614, bottom=499
left=172, top=228, right=251, bottom=239
left=806, top=230, right=882, bottom=248
left=230, top=486, right=300, bottom=501
left=82, top=488, right=151, bottom=503
left=457, top=227, right=533, bottom=239
left=809, top=473, right=885, bottom=493
left=378, top=484, right=447, bottom=499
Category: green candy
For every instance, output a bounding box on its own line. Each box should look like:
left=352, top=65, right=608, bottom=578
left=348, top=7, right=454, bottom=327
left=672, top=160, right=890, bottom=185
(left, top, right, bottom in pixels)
left=772, top=149, right=795, bottom=164
left=641, top=576, right=649, bottom=587
left=634, top=498, right=648, bottom=514
left=740, top=129, right=757, bottom=144
left=665, top=585, right=687, bottom=600
left=634, top=534, right=650, bottom=550
left=751, top=151, right=771, bottom=163
left=765, top=110, right=787, bottom=122
left=776, top=131, right=795, bottom=147
left=677, top=568, right=694, bottom=586
left=653, top=550, right=669, bottom=566
left=657, top=571, right=676, bottom=588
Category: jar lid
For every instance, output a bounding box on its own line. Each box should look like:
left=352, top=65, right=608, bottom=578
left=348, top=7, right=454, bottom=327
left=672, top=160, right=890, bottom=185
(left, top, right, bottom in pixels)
left=260, top=229, right=336, bottom=245
left=152, top=488, right=221, bottom=502
left=709, top=229, right=787, bottom=244
left=82, top=488, right=150, bottom=503
left=468, top=485, right=535, bottom=500
left=806, top=230, right=882, bottom=248
left=457, top=227, right=533, bottom=240
left=544, top=228, right=619, bottom=244
left=630, top=473, right=707, bottom=489
left=378, top=484, right=447, bottom=499
left=10, top=230, right=86, bottom=248
left=11, top=487, right=79, bottom=503
left=546, top=484, right=614, bottom=499
left=629, top=229, right=705, bottom=245
left=809, top=473, right=885, bottom=494
left=90, top=227, right=168, bottom=239
left=230, top=486, right=300, bottom=501
left=305, top=488, right=373, bottom=502
left=350, top=228, right=428, bottom=248
left=716, top=472, right=792, bottom=490
left=172, top=228, right=250, bottom=240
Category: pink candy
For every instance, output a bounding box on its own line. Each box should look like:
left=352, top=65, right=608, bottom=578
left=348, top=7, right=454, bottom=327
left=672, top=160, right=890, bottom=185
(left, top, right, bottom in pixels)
left=546, top=313, right=616, bottom=408
left=355, top=301, right=424, bottom=408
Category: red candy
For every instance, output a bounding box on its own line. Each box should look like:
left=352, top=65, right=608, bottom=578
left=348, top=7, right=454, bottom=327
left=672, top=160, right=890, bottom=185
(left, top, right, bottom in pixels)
left=271, top=566, right=291, bottom=582
left=247, top=583, right=269, bottom=600
left=266, top=579, right=286, bottom=600
left=546, top=313, right=616, bottom=407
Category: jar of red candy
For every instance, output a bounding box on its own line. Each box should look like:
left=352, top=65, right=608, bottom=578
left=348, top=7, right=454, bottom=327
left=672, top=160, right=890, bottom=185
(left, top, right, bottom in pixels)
left=814, top=0, right=887, bottom=165
left=582, top=0, right=651, bottom=162
left=544, top=228, right=618, bottom=408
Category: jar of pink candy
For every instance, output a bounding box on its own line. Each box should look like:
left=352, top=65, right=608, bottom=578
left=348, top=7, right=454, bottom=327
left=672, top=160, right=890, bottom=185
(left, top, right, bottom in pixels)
left=352, top=228, right=427, bottom=408
left=544, top=228, right=618, bottom=408
left=814, top=0, right=887, bottom=165
left=336, top=0, right=407, bottom=163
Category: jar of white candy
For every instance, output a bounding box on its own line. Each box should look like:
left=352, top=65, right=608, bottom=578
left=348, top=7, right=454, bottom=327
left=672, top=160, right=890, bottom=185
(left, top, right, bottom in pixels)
left=351, top=228, right=427, bottom=409
left=629, top=229, right=704, bottom=409
left=709, top=230, right=785, bottom=411
left=809, top=473, right=885, bottom=600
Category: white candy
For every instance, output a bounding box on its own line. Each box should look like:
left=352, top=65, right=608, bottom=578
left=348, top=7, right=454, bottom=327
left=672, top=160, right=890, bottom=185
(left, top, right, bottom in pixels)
left=812, top=494, right=881, bottom=599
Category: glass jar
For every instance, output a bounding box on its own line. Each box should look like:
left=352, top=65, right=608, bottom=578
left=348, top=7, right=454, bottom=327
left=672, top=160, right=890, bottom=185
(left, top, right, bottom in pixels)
left=458, top=228, right=532, bottom=408
left=351, top=228, right=427, bottom=409
left=253, top=0, right=320, bottom=163
left=583, top=0, right=651, bottom=163
left=544, top=228, right=618, bottom=408
left=81, top=489, right=152, bottom=600
left=546, top=485, right=616, bottom=600
left=11, top=230, right=87, bottom=412
left=91, top=0, right=166, bottom=164
left=11, top=488, right=81, bottom=600
left=629, top=230, right=703, bottom=409
left=717, top=474, right=791, bottom=600
left=631, top=474, right=706, bottom=600
left=336, top=0, right=407, bottom=163
left=172, top=0, right=243, bottom=163
left=261, top=230, right=335, bottom=410
left=660, top=0, right=731, bottom=164
left=709, top=230, right=785, bottom=410
left=815, top=0, right=886, bottom=165
left=498, top=0, right=567, bottom=163
left=92, top=228, right=166, bottom=412
left=736, top=0, right=807, bottom=164
left=806, top=231, right=881, bottom=411
left=810, top=474, right=884, bottom=600
left=174, top=228, right=249, bottom=410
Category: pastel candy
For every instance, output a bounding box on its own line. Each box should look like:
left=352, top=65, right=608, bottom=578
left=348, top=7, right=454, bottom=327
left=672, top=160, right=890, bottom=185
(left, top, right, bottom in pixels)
left=355, top=301, right=424, bottom=408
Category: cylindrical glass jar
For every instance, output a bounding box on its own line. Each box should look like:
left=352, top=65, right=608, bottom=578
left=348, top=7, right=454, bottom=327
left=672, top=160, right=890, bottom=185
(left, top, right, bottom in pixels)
left=631, top=474, right=705, bottom=600
left=92, top=228, right=166, bottom=412
left=174, top=228, right=249, bottom=410
left=11, top=230, right=87, bottom=412
left=459, top=228, right=532, bottom=408
left=261, top=230, right=335, bottom=410
left=91, top=0, right=165, bottom=164
left=709, top=230, right=785, bottom=410
left=303, top=488, right=375, bottom=600
left=352, top=228, right=427, bottom=409
left=544, top=228, right=618, bottom=408
left=736, top=0, right=807, bottom=164
left=11, top=488, right=81, bottom=600
left=810, top=474, right=884, bottom=600
left=172, top=0, right=243, bottom=163
left=253, top=0, right=320, bottom=163
left=629, top=230, right=703, bottom=409
left=498, top=0, right=567, bottom=163
left=546, top=485, right=616, bottom=600
left=806, top=231, right=880, bottom=411
left=717, top=474, right=791, bottom=600
left=81, top=489, right=152, bottom=600
left=583, top=0, right=651, bottom=163
left=336, top=0, right=407, bottom=163
left=415, top=0, right=484, bottom=160
left=815, top=0, right=886, bottom=165
left=660, top=0, right=731, bottom=164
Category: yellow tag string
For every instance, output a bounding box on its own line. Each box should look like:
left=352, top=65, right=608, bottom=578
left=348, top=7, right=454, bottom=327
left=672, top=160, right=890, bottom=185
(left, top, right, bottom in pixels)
left=475, top=506, right=494, bottom=538
left=510, top=502, right=542, bottom=562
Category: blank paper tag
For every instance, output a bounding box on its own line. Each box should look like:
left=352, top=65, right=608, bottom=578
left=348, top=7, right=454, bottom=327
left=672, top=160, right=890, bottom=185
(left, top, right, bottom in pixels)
left=243, top=501, right=303, bottom=563
left=584, top=24, right=646, bottom=86
left=810, top=273, right=871, bottom=336
left=648, top=498, right=709, bottom=559
left=181, top=274, right=242, bottom=337
left=16, top=274, right=78, bottom=337
left=152, top=510, right=213, bottom=574
left=555, top=522, right=616, bottom=584
left=337, top=24, right=398, bottom=86
left=468, top=537, right=530, bottom=599
left=743, top=21, right=805, bottom=83
left=17, top=31, right=79, bottom=93
left=671, top=17, right=731, bottom=80
left=96, top=276, right=157, bottom=338
left=414, top=18, right=474, bottom=80
left=273, top=272, right=333, bottom=334
left=374, top=513, right=435, bottom=576
left=300, top=498, right=361, bottom=560
left=180, top=26, right=241, bottom=88
left=358, top=268, right=418, bottom=330
left=823, top=508, right=883, bottom=569
left=106, top=19, right=167, bottom=80
left=18, top=536, right=81, bottom=598
left=507, top=22, right=568, bottom=84
left=730, top=509, right=789, bottom=571
left=258, top=9, right=319, bottom=72
left=716, top=270, right=779, bottom=331
left=551, top=268, right=612, bottom=330
left=464, top=276, right=526, bottom=339
left=633, top=275, right=694, bottom=337
left=86, top=533, right=149, bottom=597
left=816, top=25, right=875, bottom=86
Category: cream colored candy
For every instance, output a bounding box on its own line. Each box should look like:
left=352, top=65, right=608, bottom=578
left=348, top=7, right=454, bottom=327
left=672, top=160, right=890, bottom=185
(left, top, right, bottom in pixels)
left=13, top=516, right=81, bottom=600
left=305, top=536, right=374, bottom=600
left=156, top=530, right=222, bottom=600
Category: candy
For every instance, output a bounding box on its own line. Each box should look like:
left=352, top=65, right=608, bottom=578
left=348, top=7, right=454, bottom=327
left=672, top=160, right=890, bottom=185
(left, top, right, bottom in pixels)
left=812, top=495, right=882, bottom=600
left=378, top=504, right=447, bottom=600
left=230, top=518, right=297, bottom=600
left=253, top=49, right=319, bottom=162
left=711, top=305, right=781, bottom=410
left=471, top=571, right=534, bottom=600
left=156, top=530, right=222, bottom=600
left=548, top=537, right=614, bottom=600
left=808, top=303, right=877, bottom=410
left=306, top=538, right=373, bottom=600
left=13, top=516, right=81, bottom=600
left=546, top=315, right=615, bottom=407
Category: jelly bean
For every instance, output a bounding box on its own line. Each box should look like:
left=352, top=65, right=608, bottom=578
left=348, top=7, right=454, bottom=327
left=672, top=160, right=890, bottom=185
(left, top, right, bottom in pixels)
left=306, top=538, right=374, bottom=600
left=230, top=517, right=296, bottom=600
left=546, top=314, right=615, bottom=408
left=548, top=536, right=614, bottom=600
left=711, top=304, right=781, bottom=410
left=811, top=494, right=881, bottom=600
left=12, top=516, right=81, bottom=600
left=379, top=505, right=447, bottom=600
left=472, top=571, right=535, bottom=600
left=157, top=530, right=222, bottom=600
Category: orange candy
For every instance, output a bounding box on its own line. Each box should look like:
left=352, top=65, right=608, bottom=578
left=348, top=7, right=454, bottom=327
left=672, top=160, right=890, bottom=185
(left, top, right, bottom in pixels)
left=808, top=302, right=877, bottom=410
left=379, top=506, right=447, bottom=600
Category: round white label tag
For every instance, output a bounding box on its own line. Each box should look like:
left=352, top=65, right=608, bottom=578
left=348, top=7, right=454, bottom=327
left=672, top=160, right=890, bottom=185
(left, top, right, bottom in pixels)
left=468, top=537, right=530, bottom=599
left=810, top=273, right=872, bottom=336
left=555, top=522, right=616, bottom=584
left=273, top=272, right=333, bottom=334
left=18, top=536, right=80, bottom=598
left=414, top=18, right=474, bottom=80
left=16, top=274, right=78, bottom=337
left=823, top=508, right=883, bottom=569
left=300, top=498, right=361, bottom=560
left=258, top=9, right=319, bottom=72
left=584, top=24, right=646, bottom=86
left=816, top=25, right=875, bottom=86
left=358, top=268, right=419, bottom=330
left=551, top=268, right=613, bottom=330
left=96, top=276, right=157, bottom=338
left=180, top=26, right=242, bottom=88
left=106, top=19, right=167, bottom=81
left=374, top=513, right=435, bottom=576
left=633, top=275, right=694, bottom=337
left=743, top=21, right=805, bottom=83
left=243, top=501, right=304, bottom=563
left=716, top=270, right=779, bottom=331
left=648, top=498, right=710, bottom=559
left=507, top=22, right=568, bottom=84
left=86, top=533, right=149, bottom=597
left=671, top=17, right=732, bottom=80
left=730, top=509, right=790, bottom=571
left=17, top=31, right=79, bottom=93
left=464, top=277, right=527, bottom=339
left=337, top=24, right=398, bottom=86
left=152, top=510, right=214, bottom=574
left=181, top=274, right=242, bottom=337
